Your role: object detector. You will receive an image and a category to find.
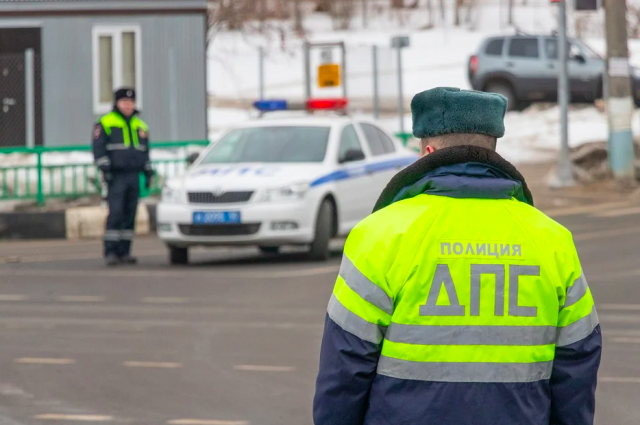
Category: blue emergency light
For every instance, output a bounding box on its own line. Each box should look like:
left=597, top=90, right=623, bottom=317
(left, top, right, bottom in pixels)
left=253, top=99, right=289, bottom=111
left=253, top=98, right=348, bottom=112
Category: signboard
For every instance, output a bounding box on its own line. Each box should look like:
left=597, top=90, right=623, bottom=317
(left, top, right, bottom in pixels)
left=391, top=36, right=410, bottom=49
left=320, top=48, right=333, bottom=64
left=318, top=64, right=341, bottom=88
left=575, top=0, right=599, bottom=11
left=609, top=57, right=630, bottom=78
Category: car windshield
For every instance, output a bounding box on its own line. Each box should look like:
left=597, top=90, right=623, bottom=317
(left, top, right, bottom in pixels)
left=200, top=126, right=331, bottom=164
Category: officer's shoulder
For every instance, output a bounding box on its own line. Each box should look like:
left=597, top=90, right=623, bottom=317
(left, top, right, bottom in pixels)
left=512, top=201, right=575, bottom=244
left=353, top=195, right=446, bottom=239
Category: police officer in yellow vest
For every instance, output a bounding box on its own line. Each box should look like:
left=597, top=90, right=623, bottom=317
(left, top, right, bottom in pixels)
left=314, top=87, right=601, bottom=425
left=92, top=88, right=154, bottom=266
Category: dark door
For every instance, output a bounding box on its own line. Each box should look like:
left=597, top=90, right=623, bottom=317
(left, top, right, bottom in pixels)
left=0, top=28, right=43, bottom=147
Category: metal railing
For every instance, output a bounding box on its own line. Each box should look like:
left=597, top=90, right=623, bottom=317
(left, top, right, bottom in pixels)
left=0, top=135, right=417, bottom=207
left=0, top=141, right=209, bottom=206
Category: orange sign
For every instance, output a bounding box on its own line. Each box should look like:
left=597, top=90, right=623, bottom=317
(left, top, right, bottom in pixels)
left=318, top=64, right=341, bottom=88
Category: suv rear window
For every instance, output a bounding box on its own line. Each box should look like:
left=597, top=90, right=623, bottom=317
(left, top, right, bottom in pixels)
left=508, top=38, right=539, bottom=58
left=485, top=39, right=504, bottom=56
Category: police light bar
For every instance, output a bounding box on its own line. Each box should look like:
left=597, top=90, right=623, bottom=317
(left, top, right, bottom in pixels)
left=253, top=98, right=349, bottom=112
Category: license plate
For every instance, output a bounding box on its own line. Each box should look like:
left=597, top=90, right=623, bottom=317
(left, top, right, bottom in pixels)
left=193, top=211, right=241, bottom=224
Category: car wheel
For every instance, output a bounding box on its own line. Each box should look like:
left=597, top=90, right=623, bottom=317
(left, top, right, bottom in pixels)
left=168, top=245, right=189, bottom=265
left=308, top=200, right=333, bottom=262
left=259, top=246, right=280, bottom=255
left=486, top=81, right=517, bottom=111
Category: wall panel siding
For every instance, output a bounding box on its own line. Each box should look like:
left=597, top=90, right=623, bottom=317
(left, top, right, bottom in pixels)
left=33, top=14, right=206, bottom=147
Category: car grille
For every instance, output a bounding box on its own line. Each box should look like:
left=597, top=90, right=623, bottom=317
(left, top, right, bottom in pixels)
left=188, top=191, right=254, bottom=204
left=178, top=223, right=261, bottom=237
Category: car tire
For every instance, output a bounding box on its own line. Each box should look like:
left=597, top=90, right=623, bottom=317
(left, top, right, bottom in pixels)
left=168, top=245, right=189, bottom=265
left=307, top=200, right=333, bottom=262
left=259, top=246, right=280, bottom=255
left=486, top=81, right=517, bottom=111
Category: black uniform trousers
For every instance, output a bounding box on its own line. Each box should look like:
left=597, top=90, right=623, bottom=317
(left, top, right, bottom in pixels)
left=104, top=171, right=140, bottom=258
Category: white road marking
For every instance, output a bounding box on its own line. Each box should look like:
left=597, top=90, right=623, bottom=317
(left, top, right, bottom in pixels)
left=34, top=414, right=113, bottom=421
left=600, top=303, right=640, bottom=311
left=123, top=361, right=183, bottom=369
left=600, top=377, right=640, bottom=384
left=168, top=420, right=249, bottom=425
left=3, top=263, right=341, bottom=280
left=573, top=226, right=640, bottom=242
left=546, top=201, right=635, bottom=217
left=599, top=314, right=640, bottom=324
left=591, top=205, right=640, bottom=218
left=0, top=294, right=27, bottom=301
left=58, top=296, right=106, bottom=303
left=141, top=297, right=189, bottom=304
left=611, top=337, right=640, bottom=344
left=233, top=365, right=296, bottom=372
left=14, top=358, right=76, bottom=365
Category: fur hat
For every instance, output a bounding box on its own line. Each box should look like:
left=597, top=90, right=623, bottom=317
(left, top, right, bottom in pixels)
left=411, top=87, right=508, bottom=139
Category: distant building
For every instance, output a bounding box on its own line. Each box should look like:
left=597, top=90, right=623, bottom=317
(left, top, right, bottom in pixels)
left=0, top=0, right=208, bottom=148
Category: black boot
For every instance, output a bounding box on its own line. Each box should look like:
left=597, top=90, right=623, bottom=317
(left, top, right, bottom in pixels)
left=120, top=255, right=138, bottom=265
left=105, top=254, right=120, bottom=267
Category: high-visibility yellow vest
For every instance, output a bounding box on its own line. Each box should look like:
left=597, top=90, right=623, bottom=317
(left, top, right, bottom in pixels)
left=329, top=193, right=597, bottom=383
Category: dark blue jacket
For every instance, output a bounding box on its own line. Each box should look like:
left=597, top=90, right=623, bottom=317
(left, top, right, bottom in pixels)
left=313, top=146, right=601, bottom=425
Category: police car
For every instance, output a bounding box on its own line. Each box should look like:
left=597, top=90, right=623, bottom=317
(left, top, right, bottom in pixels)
left=157, top=98, right=417, bottom=264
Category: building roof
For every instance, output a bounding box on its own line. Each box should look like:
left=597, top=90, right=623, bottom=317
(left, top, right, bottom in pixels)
left=0, top=0, right=207, bottom=16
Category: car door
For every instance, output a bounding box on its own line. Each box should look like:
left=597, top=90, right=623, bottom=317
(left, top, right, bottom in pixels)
left=505, top=37, right=546, bottom=101
left=333, top=123, right=374, bottom=231
left=543, top=38, right=603, bottom=101
left=357, top=122, right=404, bottom=202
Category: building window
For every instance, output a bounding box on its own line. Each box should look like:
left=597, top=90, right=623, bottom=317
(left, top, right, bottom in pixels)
left=92, top=26, right=142, bottom=114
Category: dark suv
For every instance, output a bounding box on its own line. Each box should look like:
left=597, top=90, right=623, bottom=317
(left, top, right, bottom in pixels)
left=468, top=34, right=640, bottom=110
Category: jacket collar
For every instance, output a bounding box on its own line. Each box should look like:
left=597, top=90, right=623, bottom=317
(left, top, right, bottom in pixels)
left=112, top=106, right=139, bottom=121
left=372, top=145, right=534, bottom=213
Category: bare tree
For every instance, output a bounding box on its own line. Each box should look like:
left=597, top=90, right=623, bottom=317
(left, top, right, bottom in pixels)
left=391, top=0, right=404, bottom=8
left=508, top=0, right=514, bottom=25
left=292, top=0, right=304, bottom=34
left=439, top=0, right=446, bottom=23
left=426, top=0, right=434, bottom=28
left=454, top=0, right=463, bottom=26
left=331, top=0, right=356, bottom=30
left=362, top=0, right=369, bottom=28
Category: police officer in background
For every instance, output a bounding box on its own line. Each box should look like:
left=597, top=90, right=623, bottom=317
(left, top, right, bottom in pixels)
left=93, top=88, right=154, bottom=266
left=314, top=87, right=601, bottom=425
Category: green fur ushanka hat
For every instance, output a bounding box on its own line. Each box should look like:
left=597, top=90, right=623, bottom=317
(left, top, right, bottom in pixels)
left=411, top=87, right=508, bottom=139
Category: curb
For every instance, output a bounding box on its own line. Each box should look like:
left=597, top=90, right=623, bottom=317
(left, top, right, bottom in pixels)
left=0, top=204, right=157, bottom=241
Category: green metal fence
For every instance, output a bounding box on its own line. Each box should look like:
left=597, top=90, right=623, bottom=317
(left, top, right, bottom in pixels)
left=0, top=141, right=209, bottom=206
left=0, top=134, right=417, bottom=207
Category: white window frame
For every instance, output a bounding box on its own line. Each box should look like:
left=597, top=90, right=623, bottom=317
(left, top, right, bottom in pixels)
left=92, top=25, right=143, bottom=115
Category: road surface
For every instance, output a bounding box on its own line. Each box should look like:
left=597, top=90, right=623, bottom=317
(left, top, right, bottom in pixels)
left=1, top=200, right=640, bottom=425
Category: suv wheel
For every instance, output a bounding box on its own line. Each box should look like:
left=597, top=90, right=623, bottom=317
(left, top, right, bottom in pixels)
left=486, top=81, right=517, bottom=111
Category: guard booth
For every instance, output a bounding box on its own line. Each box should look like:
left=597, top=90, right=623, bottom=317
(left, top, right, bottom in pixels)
left=0, top=0, right=208, bottom=148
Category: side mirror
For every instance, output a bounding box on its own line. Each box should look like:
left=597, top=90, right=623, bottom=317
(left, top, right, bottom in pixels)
left=340, top=149, right=365, bottom=163
left=186, top=152, right=200, bottom=166
left=572, top=53, right=586, bottom=64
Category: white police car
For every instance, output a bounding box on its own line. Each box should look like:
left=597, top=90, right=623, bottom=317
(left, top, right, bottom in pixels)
left=157, top=98, right=417, bottom=264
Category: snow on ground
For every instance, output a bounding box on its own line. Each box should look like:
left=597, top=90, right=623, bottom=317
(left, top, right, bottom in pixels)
left=205, top=0, right=640, bottom=164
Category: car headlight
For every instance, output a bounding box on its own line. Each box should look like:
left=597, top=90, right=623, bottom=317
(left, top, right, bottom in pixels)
left=261, top=182, right=309, bottom=203
left=161, top=186, right=184, bottom=204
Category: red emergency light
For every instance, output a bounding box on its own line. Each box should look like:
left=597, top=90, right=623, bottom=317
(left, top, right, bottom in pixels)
left=306, top=98, right=349, bottom=110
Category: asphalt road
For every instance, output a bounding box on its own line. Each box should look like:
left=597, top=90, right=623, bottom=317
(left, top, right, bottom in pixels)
left=1, top=201, right=640, bottom=425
